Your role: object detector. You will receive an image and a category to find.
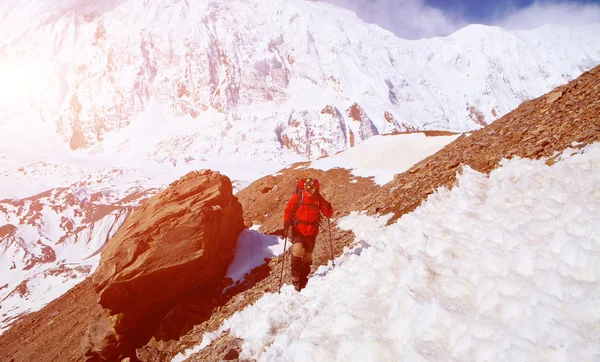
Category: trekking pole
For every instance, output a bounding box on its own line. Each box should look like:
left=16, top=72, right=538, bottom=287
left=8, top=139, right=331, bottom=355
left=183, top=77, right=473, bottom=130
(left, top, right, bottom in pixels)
left=278, top=229, right=288, bottom=294
left=327, top=218, right=335, bottom=267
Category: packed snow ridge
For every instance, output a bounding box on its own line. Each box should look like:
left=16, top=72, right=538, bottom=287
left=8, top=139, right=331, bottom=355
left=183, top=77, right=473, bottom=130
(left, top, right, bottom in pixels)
left=176, top=142, right=600, bottom=362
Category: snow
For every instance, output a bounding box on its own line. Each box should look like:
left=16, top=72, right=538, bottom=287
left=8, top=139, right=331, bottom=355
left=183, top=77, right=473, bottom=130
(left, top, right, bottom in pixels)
left=310, top=133, right=459, bottom=185
left=1, top=0, right=600, bottom=164
left=225, top=229, right=286, bottom=284
left=0, top=257, right=98, bottom=335
left=174, top=142, right=600, bottom=362
left=0, top=100, right=293, bottom=199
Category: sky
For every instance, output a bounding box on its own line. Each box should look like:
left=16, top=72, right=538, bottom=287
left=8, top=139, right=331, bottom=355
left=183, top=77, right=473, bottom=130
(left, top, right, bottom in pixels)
left=322, top=0, right=600, bottom=39
left=175, top=141, right=600, bottom=362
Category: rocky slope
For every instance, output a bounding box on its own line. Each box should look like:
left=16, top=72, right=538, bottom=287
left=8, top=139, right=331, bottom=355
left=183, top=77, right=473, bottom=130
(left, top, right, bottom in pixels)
left=1, top=170, right=246, bottom=362
left=1, top=63, right=598, bottom=362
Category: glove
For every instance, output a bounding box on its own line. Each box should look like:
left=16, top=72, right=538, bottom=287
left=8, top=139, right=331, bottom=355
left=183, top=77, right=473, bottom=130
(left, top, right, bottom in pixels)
left=284, top=221, right=291, bottom=230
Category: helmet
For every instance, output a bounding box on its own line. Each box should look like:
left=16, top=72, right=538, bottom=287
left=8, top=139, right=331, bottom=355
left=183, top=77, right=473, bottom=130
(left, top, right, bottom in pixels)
left=303, top=178, right=319, bottom=190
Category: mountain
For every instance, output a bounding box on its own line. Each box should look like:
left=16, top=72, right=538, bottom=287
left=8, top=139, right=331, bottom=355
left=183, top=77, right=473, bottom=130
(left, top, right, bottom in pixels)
left=0, top=60, right=598, bottom=362
left=0, top=0, right=599, bottom=165
left=159, top=64, right=600, bottom=362
left=1, top=0, right=600, bottom=350
left=0, top=167, right=160, bottom=333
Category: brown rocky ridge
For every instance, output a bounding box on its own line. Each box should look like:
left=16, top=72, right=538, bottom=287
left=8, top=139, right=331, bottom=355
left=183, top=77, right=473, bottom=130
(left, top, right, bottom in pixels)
left=0, top=65, right=599, bottom=362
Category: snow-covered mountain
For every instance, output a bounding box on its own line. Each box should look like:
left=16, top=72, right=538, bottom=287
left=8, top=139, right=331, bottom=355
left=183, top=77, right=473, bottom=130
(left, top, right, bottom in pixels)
left=1, top=0, right=600, bottom=338
left=0, top=165, right=162, bottom=333
left=1, top=0, right=599, bottom=164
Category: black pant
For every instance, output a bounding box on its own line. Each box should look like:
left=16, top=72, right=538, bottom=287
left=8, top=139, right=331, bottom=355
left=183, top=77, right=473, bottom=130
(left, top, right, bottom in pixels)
left=290, top=232, right=317, bottom=291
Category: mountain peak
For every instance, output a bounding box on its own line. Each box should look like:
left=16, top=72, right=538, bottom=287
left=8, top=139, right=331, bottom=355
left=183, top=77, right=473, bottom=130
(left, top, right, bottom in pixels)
left=449, top=23, right=506, bottom=37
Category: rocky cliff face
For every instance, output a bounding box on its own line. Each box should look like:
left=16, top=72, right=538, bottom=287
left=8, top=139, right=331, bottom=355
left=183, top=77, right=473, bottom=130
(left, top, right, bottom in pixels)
left=81, top=170, right=245, bottom=360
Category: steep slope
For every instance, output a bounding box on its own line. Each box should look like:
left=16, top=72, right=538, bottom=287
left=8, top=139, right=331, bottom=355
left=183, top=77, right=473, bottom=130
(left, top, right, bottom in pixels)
left=0, top=0, right=599, bottom=164
left=159, top=64, right=600, bottom=361
left=235, top=58, right=600, bottom=236
left=1, top=63, right=597, bottom=362
left=359, top=65, right=600, bottom=220
left=2, top=0, right=599, bottom=337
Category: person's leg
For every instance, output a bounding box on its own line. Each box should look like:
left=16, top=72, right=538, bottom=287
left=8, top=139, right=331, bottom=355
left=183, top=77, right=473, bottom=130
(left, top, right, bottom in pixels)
left=298, top=235, right=317, bottom=290
left=291, top=235, right=306, bottom=291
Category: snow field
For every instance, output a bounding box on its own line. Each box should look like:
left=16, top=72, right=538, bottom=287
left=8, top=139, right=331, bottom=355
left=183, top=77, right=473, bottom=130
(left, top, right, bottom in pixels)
left=310, top=133, right=460, bottom=185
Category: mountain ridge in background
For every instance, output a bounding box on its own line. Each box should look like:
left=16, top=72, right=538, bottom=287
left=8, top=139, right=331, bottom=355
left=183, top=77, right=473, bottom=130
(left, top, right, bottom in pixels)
left=1, top=0, right=599, bottom=164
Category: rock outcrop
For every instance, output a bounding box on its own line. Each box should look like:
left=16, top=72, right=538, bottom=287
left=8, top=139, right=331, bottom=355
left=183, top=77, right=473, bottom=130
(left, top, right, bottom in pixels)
left=345, top=103, right=379, bottom=147
left=83, top=170, right=245, bottom=360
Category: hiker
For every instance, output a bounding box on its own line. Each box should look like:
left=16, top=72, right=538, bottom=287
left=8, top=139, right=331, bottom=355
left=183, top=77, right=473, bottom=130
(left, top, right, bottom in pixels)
left=283, top=177, right=333, bottom=291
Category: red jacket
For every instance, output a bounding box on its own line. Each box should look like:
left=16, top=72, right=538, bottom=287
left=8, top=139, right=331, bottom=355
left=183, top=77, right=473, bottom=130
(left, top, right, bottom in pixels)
left=284, top=191, right=333, bottom=236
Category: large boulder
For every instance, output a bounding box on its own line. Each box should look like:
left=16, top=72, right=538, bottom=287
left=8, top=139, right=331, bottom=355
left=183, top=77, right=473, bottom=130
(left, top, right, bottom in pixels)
left=86, top=170, right=245, bottom=360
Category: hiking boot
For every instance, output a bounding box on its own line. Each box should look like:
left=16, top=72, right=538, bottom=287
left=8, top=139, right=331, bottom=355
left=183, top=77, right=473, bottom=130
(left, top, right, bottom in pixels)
left=291, top=275, right=302, bottom=291
left=291, top=256, right=310, bottom=291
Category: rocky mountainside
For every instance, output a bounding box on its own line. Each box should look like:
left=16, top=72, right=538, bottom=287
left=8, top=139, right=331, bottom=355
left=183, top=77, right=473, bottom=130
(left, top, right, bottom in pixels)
left=1, top=0, right=599, bottom=165
left=0, top=170, right=247, bottom=362
left=1, top=62, right=598, bottom=362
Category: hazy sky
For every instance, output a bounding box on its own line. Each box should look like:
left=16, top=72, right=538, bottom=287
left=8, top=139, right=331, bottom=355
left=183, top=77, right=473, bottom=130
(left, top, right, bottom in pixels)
left=323, top=0, right=600, bottom=39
